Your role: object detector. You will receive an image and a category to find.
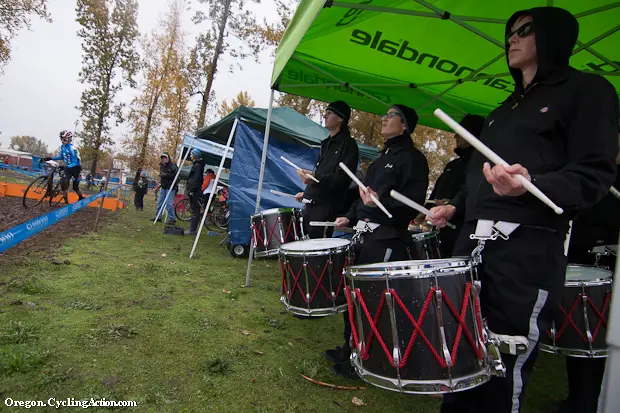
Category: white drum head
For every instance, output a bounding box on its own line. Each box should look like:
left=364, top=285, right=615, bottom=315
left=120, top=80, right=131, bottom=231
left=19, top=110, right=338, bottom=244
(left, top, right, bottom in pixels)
left=566, top=265, right=612, bottom=282
left=280, top=238, right=350, bottom=252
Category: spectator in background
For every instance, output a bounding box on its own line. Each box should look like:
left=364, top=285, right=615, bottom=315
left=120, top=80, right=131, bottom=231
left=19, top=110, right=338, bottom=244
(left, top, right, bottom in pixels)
left=153, top=152, right=178, bottom=224
left=185, top=149, right=205, bottom=235
left=201, top=168, right=216, bottom=201
left=133, top=171, right=149, bottom=211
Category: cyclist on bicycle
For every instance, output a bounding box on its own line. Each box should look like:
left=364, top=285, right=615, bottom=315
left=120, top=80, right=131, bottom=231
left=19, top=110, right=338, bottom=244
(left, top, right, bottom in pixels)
left=43, top=130, right=85, bottom=203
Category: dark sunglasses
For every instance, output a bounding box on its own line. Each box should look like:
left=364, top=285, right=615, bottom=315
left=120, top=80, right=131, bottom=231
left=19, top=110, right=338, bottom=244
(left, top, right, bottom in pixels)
left=506, top=21, right=534, bottom=44
left=381, top=112, right=402, bottom=121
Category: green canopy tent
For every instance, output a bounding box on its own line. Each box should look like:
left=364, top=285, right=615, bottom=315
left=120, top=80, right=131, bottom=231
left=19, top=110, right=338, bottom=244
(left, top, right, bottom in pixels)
left=272, top=0, right=620, bottom=128
left=194, top=105, right=380, bottom=161
left=245, top=0, right=620, bottom=285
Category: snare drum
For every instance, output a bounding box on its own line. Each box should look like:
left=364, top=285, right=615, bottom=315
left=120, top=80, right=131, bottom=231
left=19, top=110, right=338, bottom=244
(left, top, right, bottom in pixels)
left=541, top=265, right=613, bottom=358
left=345, top=258, right=490, bottom=394
left=279, top=238, right=353, bottom=317
left=410, top=228, right=443, bottom=260
left=251, top=208, right=302, bottom=257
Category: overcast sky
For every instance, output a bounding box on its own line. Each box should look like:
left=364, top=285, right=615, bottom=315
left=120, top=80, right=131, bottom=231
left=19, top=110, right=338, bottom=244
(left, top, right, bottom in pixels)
left=0, top=0, right=281, bottom=154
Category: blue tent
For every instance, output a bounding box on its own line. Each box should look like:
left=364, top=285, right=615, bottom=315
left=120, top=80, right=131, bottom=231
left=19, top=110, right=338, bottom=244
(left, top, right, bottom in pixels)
left=184, top=106, right=379, bottom=257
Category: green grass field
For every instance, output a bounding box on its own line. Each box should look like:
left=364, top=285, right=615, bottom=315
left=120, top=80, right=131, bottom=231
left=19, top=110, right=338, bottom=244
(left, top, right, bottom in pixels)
left=0, top=202, right=568, bottom=412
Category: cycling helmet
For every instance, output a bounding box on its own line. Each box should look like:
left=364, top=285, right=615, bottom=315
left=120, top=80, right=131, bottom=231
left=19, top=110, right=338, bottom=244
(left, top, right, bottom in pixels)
left=59, top=130, right=73, bottom=142
left=191, top=148, right=201, bottom=158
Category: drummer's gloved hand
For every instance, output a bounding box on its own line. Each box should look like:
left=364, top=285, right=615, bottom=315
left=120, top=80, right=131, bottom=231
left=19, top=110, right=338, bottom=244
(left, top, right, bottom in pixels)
left=294, top=192, right=304, bottom=202
left=427, top=205, right=456, bottom=228
left=482, top=162, right=530, bottom=197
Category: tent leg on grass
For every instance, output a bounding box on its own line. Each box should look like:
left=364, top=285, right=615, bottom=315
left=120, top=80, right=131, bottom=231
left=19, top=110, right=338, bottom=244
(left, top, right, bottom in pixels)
left=190, top=118, right=238, bottom=259
left=245, top=88, right=275, bottom=287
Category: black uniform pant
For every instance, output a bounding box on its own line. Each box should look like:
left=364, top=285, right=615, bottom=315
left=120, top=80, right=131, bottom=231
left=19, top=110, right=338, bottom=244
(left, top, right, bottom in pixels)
left=441, top=221, right=567, bottom=413
left=188, top=193, right=201, bottom=232
left=134, top=192, right=146, bottom=210
left=341, top=236, right=412, bottom=348
left=303, top=203, right=337, bottom=239
left=562, top=357, right=606, bottom=413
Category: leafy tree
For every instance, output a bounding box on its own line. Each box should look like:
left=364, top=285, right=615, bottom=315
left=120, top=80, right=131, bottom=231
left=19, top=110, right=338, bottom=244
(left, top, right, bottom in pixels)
left=192, top=0, right=274, bottom=127
left=9, top=135, right=49, bottom=156
left=216, top=90, right=255, bottom=118
left=0, top=0, right=51, bottom=73
left=75, top=0, right=140, bottom=176
left=122, top=0, right=186, bottom=181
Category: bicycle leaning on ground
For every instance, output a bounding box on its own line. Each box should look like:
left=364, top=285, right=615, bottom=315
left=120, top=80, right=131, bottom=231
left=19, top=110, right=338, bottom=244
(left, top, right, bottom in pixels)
left=174, top=188, right=230, bottom=230
left=22, top=160, right=66, bottom=208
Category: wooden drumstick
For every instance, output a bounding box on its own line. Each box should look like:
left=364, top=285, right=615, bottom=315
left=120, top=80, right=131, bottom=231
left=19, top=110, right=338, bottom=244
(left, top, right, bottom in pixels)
left=390, top=190, right=457, bottom=230
left=270, top=189, right=299, bottom=199
left=280, top=156, right=320, bottom=184
left=338, top=162, right=393, bottom=219
left=434, top=108, right=564, bottom=215
left=610, top=185, right=620, bottom=201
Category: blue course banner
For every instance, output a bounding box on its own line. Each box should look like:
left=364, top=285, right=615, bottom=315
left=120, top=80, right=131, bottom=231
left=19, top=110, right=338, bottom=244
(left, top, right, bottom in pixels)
left=0, top=163, right=42, bottom=178
left=0, top=186, right=120, bottom=253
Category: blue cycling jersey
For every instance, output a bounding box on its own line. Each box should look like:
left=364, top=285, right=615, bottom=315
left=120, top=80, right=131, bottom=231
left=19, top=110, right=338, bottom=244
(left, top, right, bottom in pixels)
left=52, top=143, right=81, bottom=168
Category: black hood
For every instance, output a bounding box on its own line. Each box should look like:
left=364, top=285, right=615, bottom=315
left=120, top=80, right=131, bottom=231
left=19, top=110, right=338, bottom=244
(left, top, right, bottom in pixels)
left=506, top=7, right=578, bottom=93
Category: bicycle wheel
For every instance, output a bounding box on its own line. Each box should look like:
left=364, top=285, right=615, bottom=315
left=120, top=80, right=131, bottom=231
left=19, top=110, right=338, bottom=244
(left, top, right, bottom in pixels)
left=22, top=176, right=49, bottom=208
left=210, top=205, right=230, bottom=230
left=49, top=180, right=64, bottom=206
left=174, top=198, right=192, bottom=221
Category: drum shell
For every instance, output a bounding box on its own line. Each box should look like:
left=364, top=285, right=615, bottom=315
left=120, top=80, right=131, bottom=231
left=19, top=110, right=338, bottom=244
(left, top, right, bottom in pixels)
left=541, top=266, right=613, bottom=358
left=410, top=230, right=443, bottom=260
left=346, top=259, right=488, bottom=393
left=279, top=240, right=352, bottom=317
left=251, top=208, right=301, bottom=257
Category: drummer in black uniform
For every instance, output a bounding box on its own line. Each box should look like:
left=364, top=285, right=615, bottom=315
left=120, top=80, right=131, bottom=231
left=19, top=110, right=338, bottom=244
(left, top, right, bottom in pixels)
left=416, top=114, right=485, bottom=257
left=326, top=103, right=429, bottom=376
left=552, top=145, right=620, bottom=413
left=294, top=101, right=360, bottom=239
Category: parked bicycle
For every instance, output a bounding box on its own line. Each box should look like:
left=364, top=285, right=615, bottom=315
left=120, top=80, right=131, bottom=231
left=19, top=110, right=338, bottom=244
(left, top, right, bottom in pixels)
left=175, top=188, right=230, bottom=230
left=22, top=160, right=66, bottom=208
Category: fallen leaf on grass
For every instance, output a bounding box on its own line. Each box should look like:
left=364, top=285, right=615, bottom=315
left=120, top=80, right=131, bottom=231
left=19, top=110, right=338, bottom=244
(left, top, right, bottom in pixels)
left=127, top=264, right=136, bottom=268
left=253, top=350, right=264, bottom=355
left=223, top=289, right=231, bottom=294
left=251, top=378, right=256, bottom=382
left=161, top=253, right=167, bottom=258
left=352, top=397, right=365, bottom=406
left=239, top=329, right=251, bottom=336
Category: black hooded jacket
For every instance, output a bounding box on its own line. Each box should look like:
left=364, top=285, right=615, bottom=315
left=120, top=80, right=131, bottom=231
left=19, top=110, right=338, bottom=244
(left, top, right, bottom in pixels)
left=346, top=133, right=429, bottom=229
left=429, top=146, right=474, bottom=202
left=302, top=129, right=360, bottom=213
left=450, top=7, right=619, bottom=232
left=187, top=159, right=205, bottom=194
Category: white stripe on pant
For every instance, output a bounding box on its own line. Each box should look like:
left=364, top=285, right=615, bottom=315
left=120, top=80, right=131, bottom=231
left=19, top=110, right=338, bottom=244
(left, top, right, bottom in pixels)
left=511, top=289, right=549, bottom=413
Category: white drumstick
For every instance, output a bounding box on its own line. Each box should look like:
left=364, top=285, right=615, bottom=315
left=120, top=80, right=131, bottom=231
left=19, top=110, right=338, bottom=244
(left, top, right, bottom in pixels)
left=309, top=221, right=337, bottom=227
left=338, top=162, right=393, bottom=219
left=611, top=186, right=620, bottom=201
left=390, top=190, right=457, bottom=230
left=270, top=189, right=298, bottom=199
left=280, top=155, right=320, bottom=184
left=433, top=108, right=564, bottom=215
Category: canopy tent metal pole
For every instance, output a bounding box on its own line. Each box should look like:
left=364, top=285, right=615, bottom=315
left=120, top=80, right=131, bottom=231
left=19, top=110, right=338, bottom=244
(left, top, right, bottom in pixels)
left=599, top=232, right=620, bottom=412
left=153, top=137, right=195, bottom=224
left=329, top=2, right=507, bottom=24
left=416, top=53, right=505, bottom=112
left=291, top=56, right=390, bottom=109
left=245, top=89, right=275, bottom=287
left=575, top=2, right=620, bottom=18
left=189, top=117, right=238, bottom=259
